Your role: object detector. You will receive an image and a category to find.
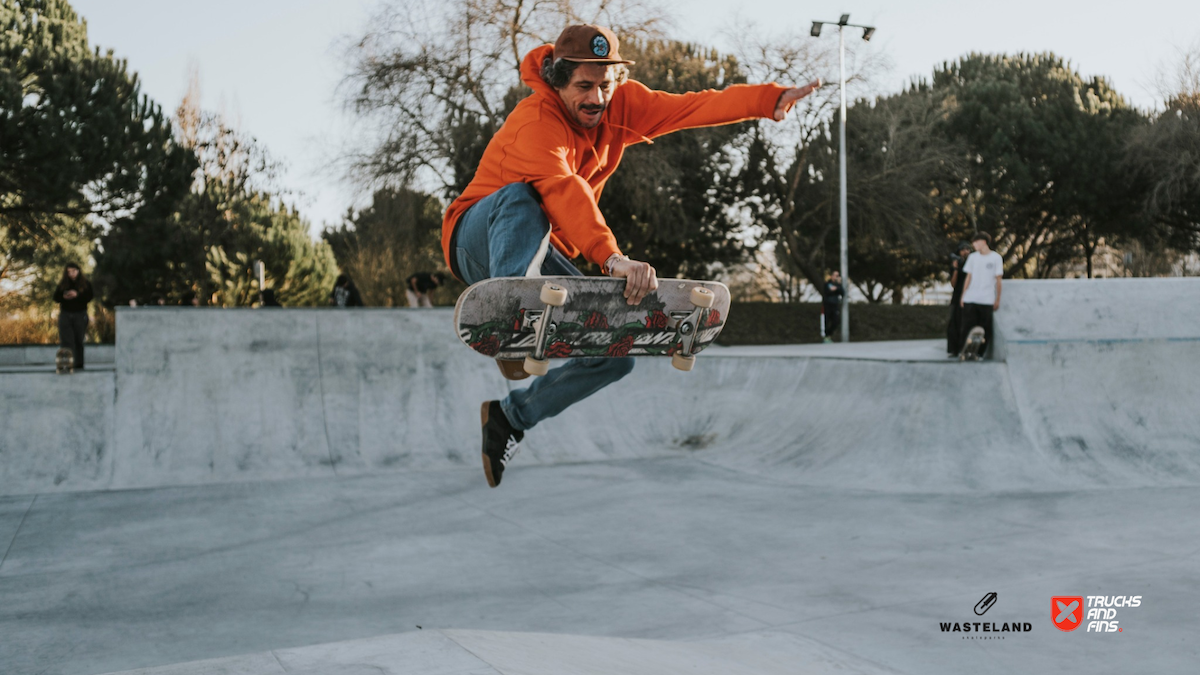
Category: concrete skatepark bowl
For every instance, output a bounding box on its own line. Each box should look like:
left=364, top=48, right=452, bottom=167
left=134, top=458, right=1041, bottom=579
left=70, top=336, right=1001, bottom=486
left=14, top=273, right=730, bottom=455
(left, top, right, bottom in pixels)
left=0, top=278, right=1197, bottom=674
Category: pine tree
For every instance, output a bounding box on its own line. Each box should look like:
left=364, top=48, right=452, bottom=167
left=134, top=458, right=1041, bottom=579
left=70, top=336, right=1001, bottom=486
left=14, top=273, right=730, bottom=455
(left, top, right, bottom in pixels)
left=0, top=0, right=194, bottom=300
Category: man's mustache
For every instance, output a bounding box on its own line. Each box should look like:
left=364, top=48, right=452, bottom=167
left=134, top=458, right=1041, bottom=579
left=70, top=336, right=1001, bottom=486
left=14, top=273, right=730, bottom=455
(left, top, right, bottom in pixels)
left=580, top=105, right=605, bottom=113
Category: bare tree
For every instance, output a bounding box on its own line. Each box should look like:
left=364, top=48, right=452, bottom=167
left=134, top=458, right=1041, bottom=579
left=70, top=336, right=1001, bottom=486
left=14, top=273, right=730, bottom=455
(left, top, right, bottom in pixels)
left=340, top=0, right=670, bottom=197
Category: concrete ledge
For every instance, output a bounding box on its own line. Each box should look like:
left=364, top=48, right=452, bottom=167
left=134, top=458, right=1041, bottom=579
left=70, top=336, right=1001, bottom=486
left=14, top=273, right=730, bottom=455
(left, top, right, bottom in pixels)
left=993, top=277, right=1200, bottom=359
left=0, top=344, right=114, bottom=366
left=709, top=339, right=950, bottom=362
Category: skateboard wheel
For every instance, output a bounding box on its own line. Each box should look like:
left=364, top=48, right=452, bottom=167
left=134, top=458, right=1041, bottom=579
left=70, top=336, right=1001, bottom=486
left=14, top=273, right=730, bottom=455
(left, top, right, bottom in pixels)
left=671, top=353, right=696, bottom=372
left=540, top=283, right=568, bottom=307
left=524, top=355, right=550, bottom=376
left=689, top=286, right=715, bottom=308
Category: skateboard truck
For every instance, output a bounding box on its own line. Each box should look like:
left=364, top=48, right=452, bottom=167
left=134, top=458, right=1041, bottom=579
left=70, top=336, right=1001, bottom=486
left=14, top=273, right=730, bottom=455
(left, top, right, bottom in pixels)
left=667, top=286, right=716, bottom=371
left=524, top=282, right=568, bottom=376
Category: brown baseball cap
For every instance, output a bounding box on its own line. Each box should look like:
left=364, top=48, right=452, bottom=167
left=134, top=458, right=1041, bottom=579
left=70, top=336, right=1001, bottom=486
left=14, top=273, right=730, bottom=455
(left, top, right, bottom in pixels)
left=553, top=24, right=634, bottom=65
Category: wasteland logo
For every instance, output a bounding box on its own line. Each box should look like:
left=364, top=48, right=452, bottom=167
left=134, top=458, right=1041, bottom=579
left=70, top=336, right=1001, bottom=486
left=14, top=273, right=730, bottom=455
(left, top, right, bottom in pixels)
left=940, top=593, right=1033, bottom=638
left=974, top=592, right=997, bottom=615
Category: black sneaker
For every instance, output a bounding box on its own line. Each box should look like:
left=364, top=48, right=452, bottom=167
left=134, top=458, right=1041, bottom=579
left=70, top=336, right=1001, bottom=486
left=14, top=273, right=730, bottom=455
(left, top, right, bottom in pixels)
left=480, top=401, right=523, bottom=488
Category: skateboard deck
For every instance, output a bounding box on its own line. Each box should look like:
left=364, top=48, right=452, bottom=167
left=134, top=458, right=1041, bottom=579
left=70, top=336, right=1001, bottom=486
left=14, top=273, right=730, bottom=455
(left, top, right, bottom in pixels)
left=959, top=326, right=986, bottom=361
left=454, top=276, right=730, bottom=369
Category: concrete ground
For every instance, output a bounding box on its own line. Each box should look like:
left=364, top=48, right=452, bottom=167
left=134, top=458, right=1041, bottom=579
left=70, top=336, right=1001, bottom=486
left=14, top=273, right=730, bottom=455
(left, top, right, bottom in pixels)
left=4, top=460, right=1199, bottom=675
left=2, top=279, right=1197, bottom=674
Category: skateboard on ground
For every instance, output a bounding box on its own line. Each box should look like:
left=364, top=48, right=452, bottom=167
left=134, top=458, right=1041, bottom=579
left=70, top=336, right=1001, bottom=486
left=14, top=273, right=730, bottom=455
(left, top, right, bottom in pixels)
left=55, top=348, right=74, bottom=374
left=959, top=326, right=986, bottom=361
left=454, top=276, right=731, bottom=375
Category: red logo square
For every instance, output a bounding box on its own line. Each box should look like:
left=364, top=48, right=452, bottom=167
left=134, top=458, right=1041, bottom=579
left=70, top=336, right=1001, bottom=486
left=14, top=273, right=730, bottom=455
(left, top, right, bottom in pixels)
left=1052, top=596, right=1084, bottom=632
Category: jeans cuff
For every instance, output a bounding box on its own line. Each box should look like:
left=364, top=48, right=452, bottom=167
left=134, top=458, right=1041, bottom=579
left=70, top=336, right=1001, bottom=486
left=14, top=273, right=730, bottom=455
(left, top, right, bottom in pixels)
left=499, top=396, right=529, bottom=432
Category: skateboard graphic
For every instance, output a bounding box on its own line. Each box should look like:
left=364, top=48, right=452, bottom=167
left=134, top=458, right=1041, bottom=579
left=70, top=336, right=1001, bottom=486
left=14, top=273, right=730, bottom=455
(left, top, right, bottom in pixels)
left=959, top=326, right=986, bottom=361
left=55, top=348, right=74, bottom=374
left=454, top=276, right=731, bottom=375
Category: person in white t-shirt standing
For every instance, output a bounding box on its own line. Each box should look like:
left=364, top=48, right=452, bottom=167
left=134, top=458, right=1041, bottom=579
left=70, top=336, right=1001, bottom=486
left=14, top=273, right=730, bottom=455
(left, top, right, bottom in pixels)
left=959, top=232, right=1004, bottom=358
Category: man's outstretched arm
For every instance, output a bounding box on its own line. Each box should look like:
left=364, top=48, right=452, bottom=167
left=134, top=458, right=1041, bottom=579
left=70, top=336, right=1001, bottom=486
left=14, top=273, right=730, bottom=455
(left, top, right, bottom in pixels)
left=620, top=79, right=822, bottom=140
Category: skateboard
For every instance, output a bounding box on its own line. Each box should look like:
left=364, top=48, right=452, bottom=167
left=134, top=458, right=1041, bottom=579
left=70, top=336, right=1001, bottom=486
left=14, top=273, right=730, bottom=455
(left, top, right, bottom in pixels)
left=454, top=276, right=731, bottom=375
left=959, top=326, right=986, bottom=361
left=55, top=348, right=74, bottom=374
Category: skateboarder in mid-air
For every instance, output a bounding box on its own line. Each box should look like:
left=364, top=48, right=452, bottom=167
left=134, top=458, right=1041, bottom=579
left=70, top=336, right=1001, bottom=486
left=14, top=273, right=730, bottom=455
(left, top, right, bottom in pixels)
left=442, top=24, right=821, bottom=487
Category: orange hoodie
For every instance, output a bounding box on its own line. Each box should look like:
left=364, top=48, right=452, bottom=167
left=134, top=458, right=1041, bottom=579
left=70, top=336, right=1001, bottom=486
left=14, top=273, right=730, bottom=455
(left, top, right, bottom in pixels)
left=442, top=44, right=788, bottom=276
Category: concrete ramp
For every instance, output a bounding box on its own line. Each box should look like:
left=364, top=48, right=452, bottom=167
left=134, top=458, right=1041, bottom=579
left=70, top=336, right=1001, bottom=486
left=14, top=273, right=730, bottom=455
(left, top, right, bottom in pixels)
left=2, top=278, right=1197, bottom=496
left=997, top=279, right=1200, bottom=486
left=111, top=308, right=504, bottom=487
left=672, top=357, right=1061, bottom=492
left=97, top=629, right=894, bottom=675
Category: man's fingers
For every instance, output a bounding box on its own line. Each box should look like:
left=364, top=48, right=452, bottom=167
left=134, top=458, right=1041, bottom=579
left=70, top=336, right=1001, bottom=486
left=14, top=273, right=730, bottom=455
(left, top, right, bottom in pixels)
left=775, top=83, right=821, bottom=121
left=624, top=265, right=656, bottom=305
left=627, top=269, right=645, bottom=304
left=615, top=261, right=658, bottom=304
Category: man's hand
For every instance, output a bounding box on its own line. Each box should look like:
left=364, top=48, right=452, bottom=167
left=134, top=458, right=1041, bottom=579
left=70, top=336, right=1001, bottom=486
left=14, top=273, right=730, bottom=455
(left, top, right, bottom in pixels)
left=608, top=257, right=658, bottom=305
left=774, top=78, right=823, bottom=121
left=993, top=301, right=1001, bottom=311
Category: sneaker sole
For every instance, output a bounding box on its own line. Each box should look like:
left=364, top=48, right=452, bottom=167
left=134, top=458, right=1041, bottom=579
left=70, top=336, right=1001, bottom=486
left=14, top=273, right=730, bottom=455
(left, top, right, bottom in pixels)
left=481, top=402, right=500, bottom=488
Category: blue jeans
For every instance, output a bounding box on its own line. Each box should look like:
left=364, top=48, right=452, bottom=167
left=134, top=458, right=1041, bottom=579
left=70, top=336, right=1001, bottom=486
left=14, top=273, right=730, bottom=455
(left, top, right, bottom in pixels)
left=455, top=183, right=635, bottom=431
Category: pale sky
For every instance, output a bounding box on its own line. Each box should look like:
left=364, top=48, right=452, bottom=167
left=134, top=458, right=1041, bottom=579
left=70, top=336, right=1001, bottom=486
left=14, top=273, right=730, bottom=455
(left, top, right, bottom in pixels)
left=72, top=0, right=1199, bottom=233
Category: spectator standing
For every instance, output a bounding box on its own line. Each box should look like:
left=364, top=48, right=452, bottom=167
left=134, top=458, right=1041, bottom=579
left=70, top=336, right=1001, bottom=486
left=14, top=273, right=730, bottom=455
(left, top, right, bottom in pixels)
left=960, top=232, right=1004, bottom=358
left=260, top=289, right=282, bottom=307
left=180, top=292, right=200, bottom=306
left=53, top=263, right=93, bottom=370
left=821, top=271, right=845, bottom=343
left=946, top=241, right=973, bottom=356
left=330, top=275, right=364, bottom=307
left=406, top=272, right=445, bottom=308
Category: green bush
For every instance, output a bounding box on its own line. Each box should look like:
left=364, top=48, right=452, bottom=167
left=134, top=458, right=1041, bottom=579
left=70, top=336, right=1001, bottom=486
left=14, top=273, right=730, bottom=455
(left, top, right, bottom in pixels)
left=716, top=302, right=948, bottom=345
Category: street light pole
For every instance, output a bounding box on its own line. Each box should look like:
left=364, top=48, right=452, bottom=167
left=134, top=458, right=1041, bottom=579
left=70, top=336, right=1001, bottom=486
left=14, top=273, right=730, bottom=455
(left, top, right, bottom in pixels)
left=810, top=15, right=874, bottom=343
left=837, top=24, right=849, bottom=343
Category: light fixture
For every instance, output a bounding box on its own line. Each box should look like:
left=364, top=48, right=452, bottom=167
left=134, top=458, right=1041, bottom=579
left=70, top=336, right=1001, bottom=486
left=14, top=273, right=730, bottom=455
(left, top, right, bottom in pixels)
left=838, top=13, right=850, bottom=25
left=810, top=21, right=823, bottom=37
left=862, top=26, right=875, bottom=41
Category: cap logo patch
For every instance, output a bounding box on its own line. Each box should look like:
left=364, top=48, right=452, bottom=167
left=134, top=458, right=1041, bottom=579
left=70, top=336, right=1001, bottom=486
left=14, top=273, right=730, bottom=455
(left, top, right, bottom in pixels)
left=591, top=34, right=610, bottom=57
